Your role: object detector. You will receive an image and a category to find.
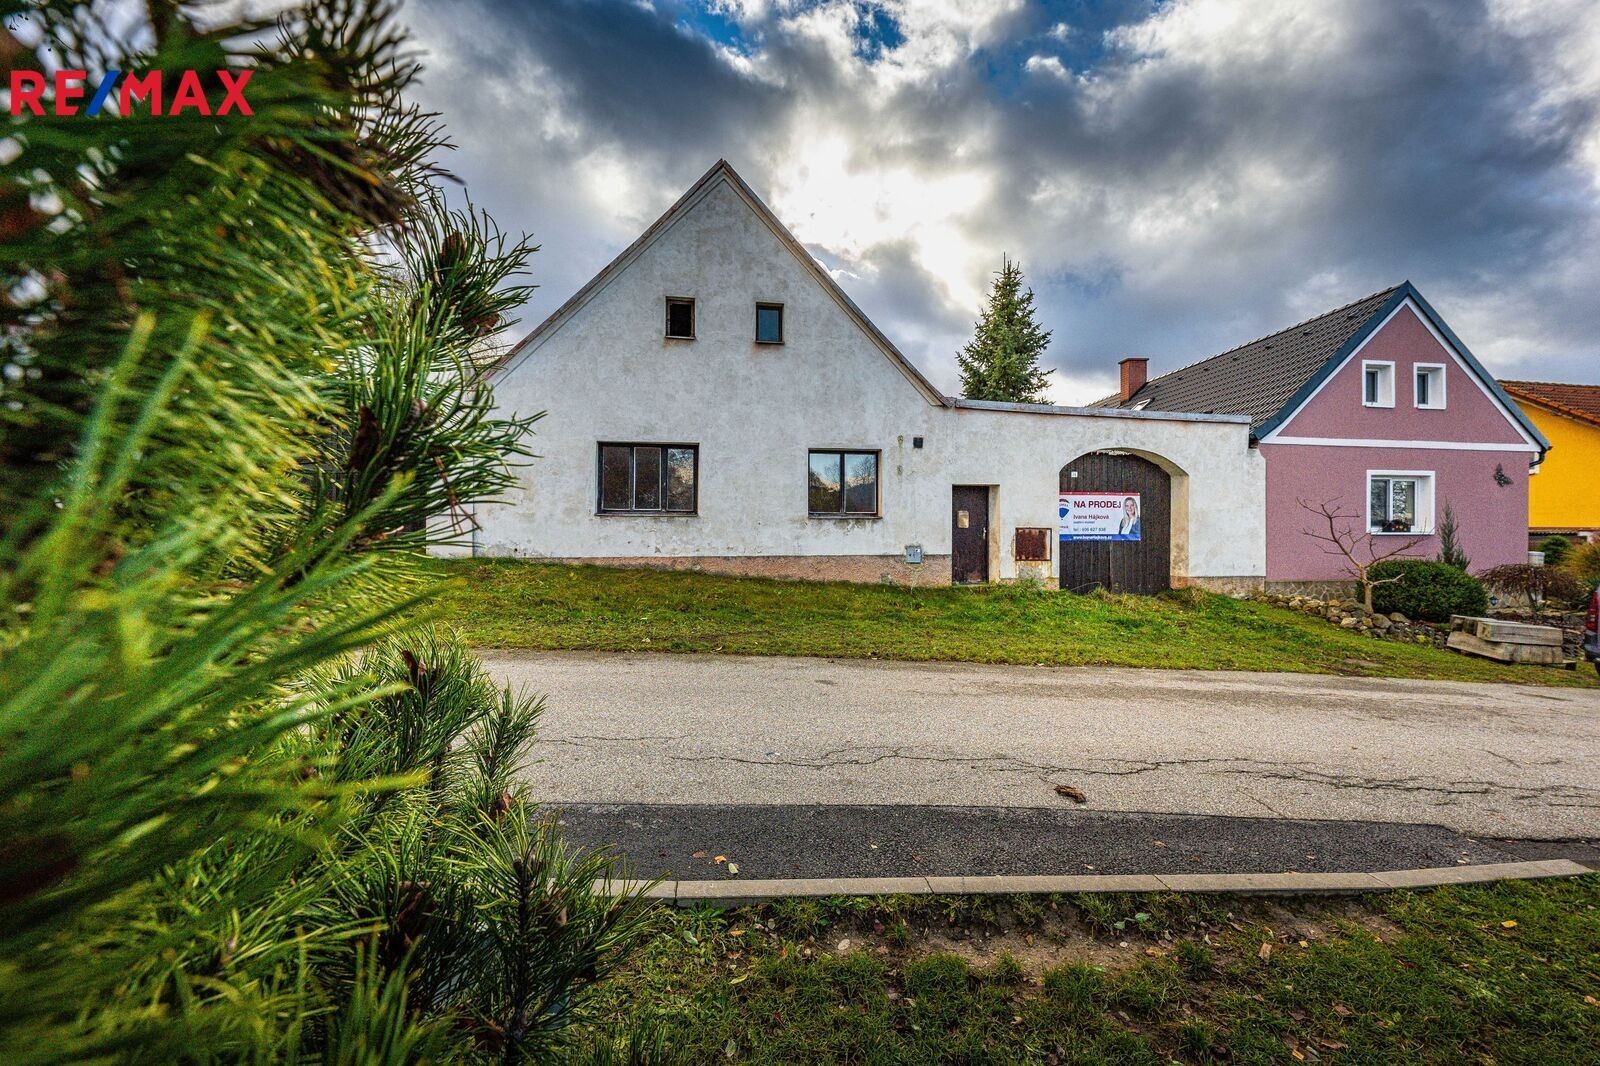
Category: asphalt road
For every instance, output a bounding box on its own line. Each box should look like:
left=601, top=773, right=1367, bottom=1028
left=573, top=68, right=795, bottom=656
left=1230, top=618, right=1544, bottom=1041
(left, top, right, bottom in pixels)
left=544, top=803, right=1587, bottom=881
left=482, top=650, right=1600, bottom=841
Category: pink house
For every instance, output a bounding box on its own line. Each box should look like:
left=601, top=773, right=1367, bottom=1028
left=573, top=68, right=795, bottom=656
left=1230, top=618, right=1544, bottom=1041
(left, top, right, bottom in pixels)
left=1096, top=283, right=1549, bottom=587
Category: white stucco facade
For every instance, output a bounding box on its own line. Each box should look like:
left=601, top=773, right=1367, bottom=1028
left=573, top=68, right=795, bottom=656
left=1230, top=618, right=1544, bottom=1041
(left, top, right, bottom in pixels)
left=460, top=162, right=1266, bottom=590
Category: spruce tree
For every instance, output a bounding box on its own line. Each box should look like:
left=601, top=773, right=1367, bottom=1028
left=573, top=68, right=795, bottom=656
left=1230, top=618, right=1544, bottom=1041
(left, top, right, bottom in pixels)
left=957, top=257, right=1055, bottom=403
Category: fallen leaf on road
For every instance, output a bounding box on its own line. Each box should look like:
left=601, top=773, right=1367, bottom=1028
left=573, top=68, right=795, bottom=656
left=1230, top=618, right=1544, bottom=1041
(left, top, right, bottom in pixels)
left=713, top=855, right=726, bottom=864
left=692, top=851, right=707, bottom=859
left=1053, top=784, right=1087, bottom=803
left=727, top=863, right=739, bottom=875
left=1258, top=943, right=1273, bottom=960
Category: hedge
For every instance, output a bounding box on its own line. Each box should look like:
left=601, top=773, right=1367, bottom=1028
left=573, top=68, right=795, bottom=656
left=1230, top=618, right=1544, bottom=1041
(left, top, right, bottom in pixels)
left=1369, top=559, right=1489, bottom=622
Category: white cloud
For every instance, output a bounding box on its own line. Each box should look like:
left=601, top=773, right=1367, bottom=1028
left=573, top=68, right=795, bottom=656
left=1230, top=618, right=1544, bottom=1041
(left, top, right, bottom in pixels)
left=1024, top=54, right=1068, bottom=79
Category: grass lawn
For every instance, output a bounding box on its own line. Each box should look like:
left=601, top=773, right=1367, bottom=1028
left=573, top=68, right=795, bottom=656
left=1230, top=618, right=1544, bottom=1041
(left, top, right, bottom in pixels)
left=433, top=560, right=1596, bottom=686
left=568, top=877, right=1600, bottom=1064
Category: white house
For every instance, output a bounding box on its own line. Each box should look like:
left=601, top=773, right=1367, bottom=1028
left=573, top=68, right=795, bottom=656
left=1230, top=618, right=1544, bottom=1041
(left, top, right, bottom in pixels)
left=458, top=160, right=1266, bottom=593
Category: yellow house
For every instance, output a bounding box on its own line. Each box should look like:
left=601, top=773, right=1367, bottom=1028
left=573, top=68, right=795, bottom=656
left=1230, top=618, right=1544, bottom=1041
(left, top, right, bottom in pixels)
left=1502, top=380, right=1600, bottom=544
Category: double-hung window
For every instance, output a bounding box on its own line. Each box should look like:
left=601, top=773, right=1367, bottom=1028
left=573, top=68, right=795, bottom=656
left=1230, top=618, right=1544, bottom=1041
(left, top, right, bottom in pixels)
left=599, top=443, right=697, bottom=514
left=808, top=450, right=879, bottom=516
left=1368, top=472, right=1433, bottom=534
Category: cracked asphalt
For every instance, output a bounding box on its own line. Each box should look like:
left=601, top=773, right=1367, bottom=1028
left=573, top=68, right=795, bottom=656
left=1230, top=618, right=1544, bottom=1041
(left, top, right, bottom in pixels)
left=482, top=650, right=1600, bottom=841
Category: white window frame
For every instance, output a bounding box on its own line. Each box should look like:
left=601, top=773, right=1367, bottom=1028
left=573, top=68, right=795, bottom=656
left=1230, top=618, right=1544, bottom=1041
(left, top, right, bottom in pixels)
left=1361, top=360, right=1395, bottom=408
left=1413, top=363, right=1446, bottom=409
left=1366, top=469, right=1435, bottom=535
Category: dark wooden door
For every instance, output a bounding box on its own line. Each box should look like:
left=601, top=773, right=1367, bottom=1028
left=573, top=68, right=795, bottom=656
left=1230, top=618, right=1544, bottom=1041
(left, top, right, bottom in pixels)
left=951, top=485, right=989, bottom=585
left=1059, top=453, right=1170, bottom=594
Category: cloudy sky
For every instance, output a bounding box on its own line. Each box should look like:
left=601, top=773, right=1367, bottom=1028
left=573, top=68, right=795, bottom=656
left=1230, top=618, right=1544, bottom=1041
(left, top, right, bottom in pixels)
left=405, top=0, right=1600, bottom=403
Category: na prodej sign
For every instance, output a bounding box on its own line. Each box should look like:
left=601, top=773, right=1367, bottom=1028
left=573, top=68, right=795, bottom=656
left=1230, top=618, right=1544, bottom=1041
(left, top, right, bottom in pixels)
left=1059, top=492, right=1142, bottom=542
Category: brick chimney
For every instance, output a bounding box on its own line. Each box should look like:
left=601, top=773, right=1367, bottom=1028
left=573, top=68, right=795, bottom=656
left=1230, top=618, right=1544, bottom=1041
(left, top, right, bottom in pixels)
left=1118, top=357, right=1148, bottom=402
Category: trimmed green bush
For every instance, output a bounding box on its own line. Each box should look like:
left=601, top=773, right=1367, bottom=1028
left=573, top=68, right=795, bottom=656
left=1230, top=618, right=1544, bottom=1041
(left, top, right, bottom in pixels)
left=1369, top=559, right=1489, bottom=622
left=1538, top=535, right=1572, bottom=566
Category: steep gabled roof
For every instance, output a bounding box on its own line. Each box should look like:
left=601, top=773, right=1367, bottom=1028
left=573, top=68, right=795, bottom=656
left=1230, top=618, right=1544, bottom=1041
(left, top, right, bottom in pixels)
left=1089, top=287, right=1399, bottom=430
left=492, top=159, right=946, bottom=404
left=1501, top=380, right=1600, bottom=429
left=1093, top=282, right=1549, bottom=456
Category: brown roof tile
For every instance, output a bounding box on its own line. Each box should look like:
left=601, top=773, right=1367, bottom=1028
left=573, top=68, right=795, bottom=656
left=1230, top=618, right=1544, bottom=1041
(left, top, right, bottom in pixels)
left=1090, top=287, right=1401, bottom=431
left=1501, top=380, right=1600, bottom=427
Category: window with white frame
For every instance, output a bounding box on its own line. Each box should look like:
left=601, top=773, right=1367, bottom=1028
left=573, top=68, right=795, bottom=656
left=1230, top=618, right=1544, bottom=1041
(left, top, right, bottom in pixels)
left=1362, top=361, right=1394, bottom=407
left=1368, top=471, right=1434, bottom=534
left=1414, top=363, right=1446, bottom=409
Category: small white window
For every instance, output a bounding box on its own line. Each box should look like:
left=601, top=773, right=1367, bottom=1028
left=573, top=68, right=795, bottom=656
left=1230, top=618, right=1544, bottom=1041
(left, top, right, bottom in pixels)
left=1414, top=363, right=1446, bottom=409
left=1362, top=361, right=1394, bottom=407
left=1367, top=471, right=1435, bottom=534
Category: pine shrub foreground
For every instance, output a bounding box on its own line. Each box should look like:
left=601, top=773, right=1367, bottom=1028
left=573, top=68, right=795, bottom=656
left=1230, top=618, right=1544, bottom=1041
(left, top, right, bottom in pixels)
left=2, top=3, right=648, bottom=1060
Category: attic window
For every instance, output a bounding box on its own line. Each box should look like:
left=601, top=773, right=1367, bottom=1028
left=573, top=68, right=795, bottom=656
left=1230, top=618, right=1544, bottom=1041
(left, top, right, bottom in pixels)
left=665, top=297, right=695, bottom=339
left=1414, top=364, right=1446, bottom=409
left=1362, top=360, right=1394, bottom=408
left=1130, top=399, right=1151, bottom=410
left=756, top=302, right=784, bottom=344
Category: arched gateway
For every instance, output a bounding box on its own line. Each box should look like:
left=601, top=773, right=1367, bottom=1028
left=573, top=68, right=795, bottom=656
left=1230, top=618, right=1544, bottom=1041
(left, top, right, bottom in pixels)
left=1059, top=451, right=1173, bottom=594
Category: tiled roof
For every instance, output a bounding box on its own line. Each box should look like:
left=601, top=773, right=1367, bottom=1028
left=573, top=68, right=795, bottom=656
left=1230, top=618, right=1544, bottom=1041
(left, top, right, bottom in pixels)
left=1090, top=287, right=1401, bottom=431
left=1501, top=380, right=1600, bottom=428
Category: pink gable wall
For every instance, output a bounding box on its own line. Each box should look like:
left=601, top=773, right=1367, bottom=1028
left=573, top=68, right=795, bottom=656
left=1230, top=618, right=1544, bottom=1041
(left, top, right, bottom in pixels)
left=1260, top=301, right=1535, bottom=583
left=1275, top=305, right=1526, bottom=444
left=1262, top=443, right=1530, bottom=582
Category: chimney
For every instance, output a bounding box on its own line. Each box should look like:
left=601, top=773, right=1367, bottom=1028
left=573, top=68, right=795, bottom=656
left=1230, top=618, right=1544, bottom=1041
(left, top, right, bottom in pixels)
left=1118, top=357, right=1148, bottom=402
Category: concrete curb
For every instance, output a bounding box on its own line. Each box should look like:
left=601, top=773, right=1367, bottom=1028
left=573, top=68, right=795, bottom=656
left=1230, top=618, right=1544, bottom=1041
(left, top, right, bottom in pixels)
left=609, top=859, right=1591, bottom=905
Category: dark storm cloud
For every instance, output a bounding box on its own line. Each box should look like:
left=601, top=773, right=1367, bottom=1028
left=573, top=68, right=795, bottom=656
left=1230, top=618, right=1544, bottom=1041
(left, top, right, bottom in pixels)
left=405, top=0, right=1600, bottom=398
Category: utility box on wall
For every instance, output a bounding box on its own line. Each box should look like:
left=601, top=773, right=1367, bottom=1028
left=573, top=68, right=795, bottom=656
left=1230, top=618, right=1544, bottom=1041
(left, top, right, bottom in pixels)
left=1014, top=527, right=1051, bottom=562
left=1013, top=526, right=1055, bottom=586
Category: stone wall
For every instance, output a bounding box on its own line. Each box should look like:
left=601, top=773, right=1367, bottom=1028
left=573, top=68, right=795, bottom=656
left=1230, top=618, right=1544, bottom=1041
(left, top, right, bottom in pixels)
left=1256, top=591, right=1446, bottom=647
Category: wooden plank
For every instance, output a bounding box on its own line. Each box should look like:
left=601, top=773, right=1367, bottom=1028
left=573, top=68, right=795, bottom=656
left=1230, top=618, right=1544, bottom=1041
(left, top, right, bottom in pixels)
left=1448, top=616, right=1564, bottom=646
left=1470, top=618, right=1562, bottom=646
left=1446, top=631, right=1564, bottom=664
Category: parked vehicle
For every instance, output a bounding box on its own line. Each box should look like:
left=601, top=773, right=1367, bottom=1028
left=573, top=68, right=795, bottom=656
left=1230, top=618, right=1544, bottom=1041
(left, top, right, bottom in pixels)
left=1585, top=583, right=1599, bottom=677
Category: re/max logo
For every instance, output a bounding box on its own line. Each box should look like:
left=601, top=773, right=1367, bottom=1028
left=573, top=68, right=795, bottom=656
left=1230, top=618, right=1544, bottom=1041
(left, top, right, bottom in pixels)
left=8, top=69, right=254, bottom=117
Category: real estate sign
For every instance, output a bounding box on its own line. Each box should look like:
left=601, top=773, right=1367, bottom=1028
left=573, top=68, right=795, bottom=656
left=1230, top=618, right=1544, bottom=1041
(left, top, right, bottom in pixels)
left=1059, top=492, right=1141, bottom=542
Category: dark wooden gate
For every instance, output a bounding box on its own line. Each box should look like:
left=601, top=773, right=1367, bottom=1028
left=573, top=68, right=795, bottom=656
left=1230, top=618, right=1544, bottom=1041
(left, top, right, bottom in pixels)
left=951, top=485, right=989, bottom=585
left=1059, top=453, right=1170, bottom=594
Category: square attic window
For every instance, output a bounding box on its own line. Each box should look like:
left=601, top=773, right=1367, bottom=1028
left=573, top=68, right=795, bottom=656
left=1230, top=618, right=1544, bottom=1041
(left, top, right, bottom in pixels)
left=665, top=297, right=695, bottom=339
